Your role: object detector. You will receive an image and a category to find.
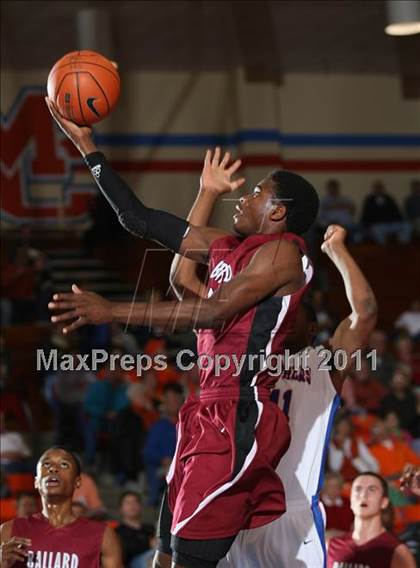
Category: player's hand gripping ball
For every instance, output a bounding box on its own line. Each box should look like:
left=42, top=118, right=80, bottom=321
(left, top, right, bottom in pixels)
left=47, top=50, right=120, bottom=125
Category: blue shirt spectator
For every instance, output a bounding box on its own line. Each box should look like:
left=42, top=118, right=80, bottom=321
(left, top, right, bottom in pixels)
left=143, top=383, right=184, bottom=506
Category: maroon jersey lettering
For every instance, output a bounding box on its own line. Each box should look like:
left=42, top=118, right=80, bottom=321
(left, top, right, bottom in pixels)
left=11, top=514, right=106, bottom=567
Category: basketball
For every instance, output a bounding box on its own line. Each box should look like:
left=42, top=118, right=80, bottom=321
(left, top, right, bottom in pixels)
left=47, top=50, right=120, bottom=125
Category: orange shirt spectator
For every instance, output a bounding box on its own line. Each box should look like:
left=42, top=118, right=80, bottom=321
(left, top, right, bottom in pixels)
left=72, top=472, right=104, bottom=512
left=369, top=418, right=420, bottom=479
left=370, top=439, right=420, bottom=479
left=351, top=414, right=377, bottom=443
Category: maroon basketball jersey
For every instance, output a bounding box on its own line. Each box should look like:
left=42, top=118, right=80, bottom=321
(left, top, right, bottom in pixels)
left=327, top=530, right=401, bottom=568
left=197, top=232, right=312, bottom=393
left=11, top=514, right=106, bottom=567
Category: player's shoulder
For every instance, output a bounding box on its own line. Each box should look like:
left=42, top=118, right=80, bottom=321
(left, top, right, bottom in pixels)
left=392, top=542, right=416, bottom=567
left=255, top=236, right=302, bottom=266
left=209, top=233, right=240, bottom=254
left=77, top=515, right=107, bottom=530
left=381, top=530, right=403, bottom=547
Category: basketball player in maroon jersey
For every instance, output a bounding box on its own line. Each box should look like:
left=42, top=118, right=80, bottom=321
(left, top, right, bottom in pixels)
left=327, top=472, right=415, bottom=568
left=46, top=99, right=319, bottom=568
left=0, top=447, right=122, bottom=567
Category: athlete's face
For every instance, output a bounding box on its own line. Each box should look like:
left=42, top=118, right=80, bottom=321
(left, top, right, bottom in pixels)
left=35, top=449, right=81, bottom=500
left=350, top=475, right=388, bottom=520
left=233, top=178, right=284, bottom=236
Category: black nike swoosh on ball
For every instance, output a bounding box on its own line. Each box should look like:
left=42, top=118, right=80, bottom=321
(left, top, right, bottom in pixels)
left=87, top=97, right=100, bottom=117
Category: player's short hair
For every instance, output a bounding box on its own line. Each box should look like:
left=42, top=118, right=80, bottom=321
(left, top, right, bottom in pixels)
left=44, top=446, right=83, bottom=476
left=119, top=490, right=142, bottom=507
left=353, top=471, right=389, bottom=497
left=269, top=170, right=319, bottom=235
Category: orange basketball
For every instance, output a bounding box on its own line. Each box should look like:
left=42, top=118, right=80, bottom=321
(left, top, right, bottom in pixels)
left=47, top=50, right=120, bottom=125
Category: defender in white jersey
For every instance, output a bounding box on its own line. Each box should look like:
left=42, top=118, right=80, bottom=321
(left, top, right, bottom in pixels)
left=218, top=224, right=377, bottom=568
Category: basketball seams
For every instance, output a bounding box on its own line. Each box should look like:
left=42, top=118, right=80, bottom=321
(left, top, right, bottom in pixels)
left=54, top=72, right=71, bottom=103
left=86, top=72, right=111, bottom=113
left=76, top=72, right=87, bottom=126
left=49, top=61, right=119, bottom=82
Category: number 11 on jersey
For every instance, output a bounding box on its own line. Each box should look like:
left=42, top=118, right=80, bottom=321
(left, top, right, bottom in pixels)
left=270, top=389, right=293, bottom=420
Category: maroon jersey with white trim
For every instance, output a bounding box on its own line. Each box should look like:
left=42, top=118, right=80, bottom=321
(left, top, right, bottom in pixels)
left=327, top=530, right=401, bottom=568
left=11, top=514, right=106, bottom=567
left=196, top=232, right=312, bottom=393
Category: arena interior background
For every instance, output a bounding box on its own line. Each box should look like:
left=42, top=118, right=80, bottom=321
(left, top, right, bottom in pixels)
left=1, top=0, right=420, bottom=554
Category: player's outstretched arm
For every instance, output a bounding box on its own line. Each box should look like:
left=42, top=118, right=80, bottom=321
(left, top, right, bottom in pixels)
left=170, top=147, right=245, bottom=299
left=49, top=238, right=303, bottom=334
left=101, top=526, right=123, bottom=568
left=323, top=225, right=377, bottom=393
left=45, top=98, right=228, bottom=262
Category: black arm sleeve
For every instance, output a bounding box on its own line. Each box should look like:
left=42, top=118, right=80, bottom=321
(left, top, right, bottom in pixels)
left=84, top=151, right=190, bottom=252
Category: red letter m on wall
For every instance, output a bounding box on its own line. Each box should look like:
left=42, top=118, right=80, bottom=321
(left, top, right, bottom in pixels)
left=1, top=87, right=94, bottom=224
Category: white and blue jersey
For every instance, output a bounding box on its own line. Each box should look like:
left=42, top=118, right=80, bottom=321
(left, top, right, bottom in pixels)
left=218, top=346, right=341, bottom=568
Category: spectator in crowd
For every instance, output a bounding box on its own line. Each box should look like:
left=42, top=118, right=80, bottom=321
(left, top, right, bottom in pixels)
left=16, top=493, right=38, bottom=518
left=368, top=329, right=396, bottom=387
left=0, top=413, right=33, bottom=473
left=349, top=357, right=388, bottom=413
left=395, top=300, right=420, bottom=342
left=72, top=471, right=106, bottom=517
left=360, top=180, right=411, bottom=245
left=318, top=179, right=361, bottom=242
left=404, top=179, right=420, bottom=238
left=44, top=358, right=96, bottom=451
left=133, top=372, right=161, bottom=428
left=110, top=323, right=140, bottom=356
left=110, top=384, right=150, bottom=487
left=143, top=337, right=181, bottom=397
left=382, top=410, right=412, bottom=444
left=83, top=365, right=129, bottom=467
left=116, top=491, right=155, bottom=568
left=379, top=365, right=418, bottom=438
left=328, top=413, right=379, bottom=482
left=143, top=383, right=184, bottom=506
left=369, top=417, right=420, bottom=482
left=321, top=472, right=353, bottom=534
left=393, top=335, right=420, bottom=385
